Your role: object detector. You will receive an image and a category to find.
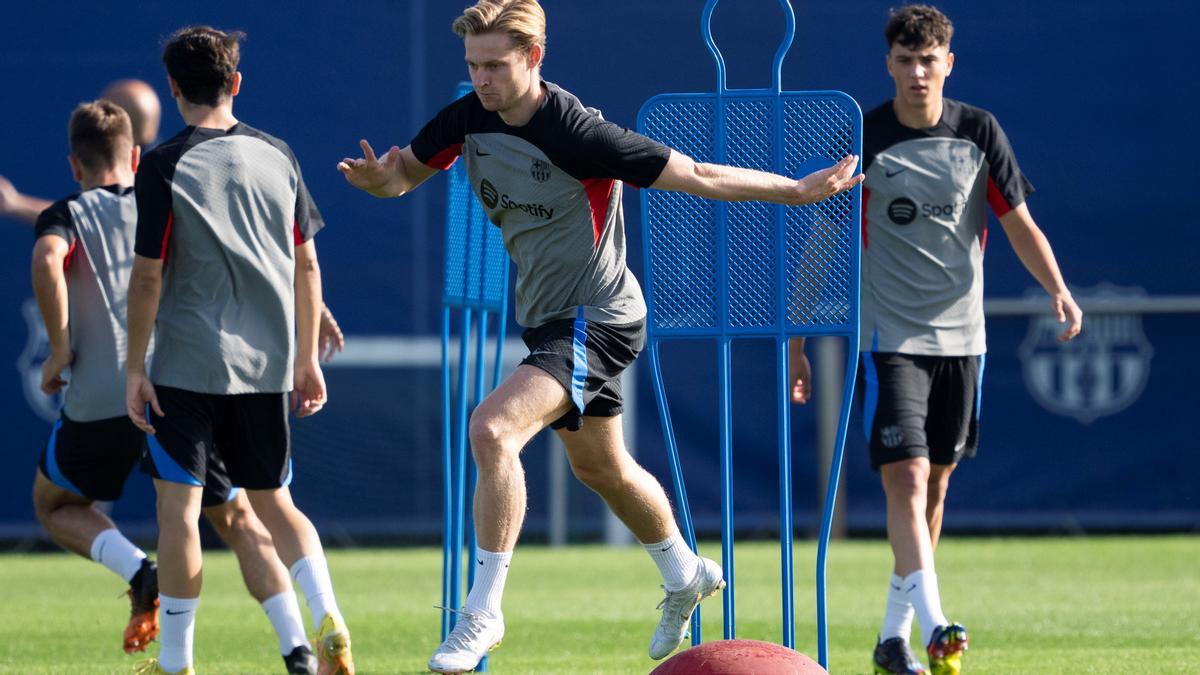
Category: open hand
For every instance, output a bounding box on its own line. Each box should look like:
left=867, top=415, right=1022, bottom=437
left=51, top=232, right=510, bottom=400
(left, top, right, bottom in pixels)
left=793, top=155, right=863, bottom=205
left=127, top=371, right=163, bottom=435
left=319, top=304, right=345, bottom=363
left=337, top=140, right=402, bottom=197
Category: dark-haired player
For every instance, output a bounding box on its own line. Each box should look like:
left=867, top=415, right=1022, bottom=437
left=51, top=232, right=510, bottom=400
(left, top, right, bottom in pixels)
left=791, top=5, right=1081, bottom=674
left=127, top=26, right=353, bottom=675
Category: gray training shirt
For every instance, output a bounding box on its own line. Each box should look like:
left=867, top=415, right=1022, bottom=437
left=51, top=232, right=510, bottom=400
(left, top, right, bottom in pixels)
left=35, top=186, right=138, bottom=422
left=134, top=123, right=324, bottom=394
left=410, top=81, right=670, bottom=328
left=861, top=99, right=1034, bottom=356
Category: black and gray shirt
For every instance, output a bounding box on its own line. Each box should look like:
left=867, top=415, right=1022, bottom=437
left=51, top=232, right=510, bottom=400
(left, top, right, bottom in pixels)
left=411, top=81, right=670, bottom=328
left=861, top=98, right=1034, bottom=356
left=35, top=185, right=137, bottom=422
left=134, top=123, right=324, bottom=394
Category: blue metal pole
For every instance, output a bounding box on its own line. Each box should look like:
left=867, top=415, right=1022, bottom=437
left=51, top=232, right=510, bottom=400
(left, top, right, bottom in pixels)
left=718, top=338, right=735, bottom=639
left=472, top=310, right=490, bottom=672
left=777, top=337, right=795, bottom=648
left=440, top=306, right=454, bottom=639
left=449, top=308, right=474, bottom=626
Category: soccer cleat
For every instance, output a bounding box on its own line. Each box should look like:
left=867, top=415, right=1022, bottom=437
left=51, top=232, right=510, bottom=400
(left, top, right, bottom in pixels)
left=427, top=609, right=504, bottom=674
left=131, top=659, right=194, bottom=675
left=927, top=623, right=969, bottom=675
left=648, top=556, right=725, bottom=660
left=285, top=644, right=318, bottom=674
left=124, top=560, right=160, bottom=653
left=874, top=636, right=927, bottom=674
left=312, top=614, right=355, bottom=675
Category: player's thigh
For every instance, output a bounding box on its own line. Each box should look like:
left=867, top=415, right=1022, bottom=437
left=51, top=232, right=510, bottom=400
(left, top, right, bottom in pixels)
left=924, top=355, right=983, bottom=466
left=39, top=414, right=144, bottom=502
left=555, top=414, right=630, bottom=473
left=865, top=352, right=934, bottom=470
left=214, top=392, right=292, bottom=490
left=142, top=385, right=215, bottom=488
left=472, top=364, right=573, bottom=443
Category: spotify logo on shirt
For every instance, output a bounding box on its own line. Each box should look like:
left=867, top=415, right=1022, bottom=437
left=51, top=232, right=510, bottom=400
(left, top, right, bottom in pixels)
left=888, top=197, right=918, bottom=225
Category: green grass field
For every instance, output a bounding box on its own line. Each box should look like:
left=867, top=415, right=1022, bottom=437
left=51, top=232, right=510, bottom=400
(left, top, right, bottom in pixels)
left=2, top=536, right=1197, bottom=674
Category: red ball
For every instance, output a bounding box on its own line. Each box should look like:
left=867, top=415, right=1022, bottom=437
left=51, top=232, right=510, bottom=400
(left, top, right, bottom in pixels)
left=650, top=640, right=827, bottom=675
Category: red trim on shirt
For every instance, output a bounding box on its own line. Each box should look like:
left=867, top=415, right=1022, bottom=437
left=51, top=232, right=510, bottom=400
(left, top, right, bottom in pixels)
left=161, top=211, right=174, bottom=263
left=982, top=224, right=989, bottom=254
left=62, top=239, right=78, bottom=271
left=293, top=218, right=303, bottom=245
left=986, top=177, right=1013, bottom=217
left=426, top=143, right=463, bottom=171
left=580, top=178, right=614, bottom=247
left=861, top=186, right=871, bottom=249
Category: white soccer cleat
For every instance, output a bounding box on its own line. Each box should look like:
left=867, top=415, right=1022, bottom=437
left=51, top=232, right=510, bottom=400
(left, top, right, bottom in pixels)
left=649, top=556, right=725, bottom=660
left=428, top=610, right=504, bottom=674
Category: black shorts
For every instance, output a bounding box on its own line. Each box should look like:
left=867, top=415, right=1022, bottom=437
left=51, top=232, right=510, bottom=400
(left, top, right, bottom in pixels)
left=520, top=314, right=645, bottom=431
left=40, top=414, right=238, bottom=507
left=141, top=385, right=292, bottom=491
left=861, top=352, right=984, bottom=470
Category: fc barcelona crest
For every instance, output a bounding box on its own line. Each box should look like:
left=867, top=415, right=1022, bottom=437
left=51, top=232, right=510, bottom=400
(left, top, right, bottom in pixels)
left=530, top=158, right=551, bottom=183
left=1018, top=285, right=1153, bottom=424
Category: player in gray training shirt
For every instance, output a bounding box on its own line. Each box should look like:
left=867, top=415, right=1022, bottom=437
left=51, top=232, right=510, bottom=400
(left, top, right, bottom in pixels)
left=30, top=100, right=320, bottom=673
left=337, top=1, right=862, bottom=671
left=790, top=7, right=1082, bottom=675
left=125, top=26, right=353, bottom=675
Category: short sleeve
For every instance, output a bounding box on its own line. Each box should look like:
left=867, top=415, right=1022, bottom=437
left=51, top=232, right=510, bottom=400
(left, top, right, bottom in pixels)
left=566, top=111, right=671, bottom=188
left=409, top=96, right=470, bottom=170
left=134, top=152, right=174, bottom=259
left=981, top=113, right=1034, bottom=217
left=33, top=199, right=76, bottom=247
left=293, top=160, right=325, bottom=243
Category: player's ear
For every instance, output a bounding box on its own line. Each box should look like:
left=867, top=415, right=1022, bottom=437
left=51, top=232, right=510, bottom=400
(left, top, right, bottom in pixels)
left=166, top=76, right=182, bottom=99
left=130, top=144, right=141, bottom=174
left=528, top=43, right=543, bottom=70
left=946, top=51, right=954, bottom=76
left=230, top=72, right=242, bottom=98
left=68, top=155, right=82, bottom=183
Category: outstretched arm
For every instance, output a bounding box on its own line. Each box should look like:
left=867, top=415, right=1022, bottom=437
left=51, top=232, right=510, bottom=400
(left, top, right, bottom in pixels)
left=31, top=235, right=72, bottom=393
left=651, top=150, right=862, bottom=206
left=999, top=203, right=1082, bottom=342
left=1, top=175, right=52, bottom=225
left=337, top=141, right=437, bottom=198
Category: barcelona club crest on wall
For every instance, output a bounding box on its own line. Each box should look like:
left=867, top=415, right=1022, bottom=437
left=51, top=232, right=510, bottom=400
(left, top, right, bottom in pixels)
left=1018, top=285, right=1153, bottom=424
left=530, top=158, right=551, bottom=183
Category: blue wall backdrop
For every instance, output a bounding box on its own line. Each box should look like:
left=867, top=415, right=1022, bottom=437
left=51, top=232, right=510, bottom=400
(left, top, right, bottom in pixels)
left=1, top=1, right=1196, bottom=541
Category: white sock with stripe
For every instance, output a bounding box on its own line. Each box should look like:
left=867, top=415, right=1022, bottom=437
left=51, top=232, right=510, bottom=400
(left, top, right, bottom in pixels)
left=902, top=569, right=949, bottom=647
left=881, top=572, right=915, bottom=641
left=89, top=528, right=147, bottom=583
left=463, top=548, right=512, bottom=620
left=644, top=529, right=700, bottom=592
left=158, top=595, right=198, bottom=673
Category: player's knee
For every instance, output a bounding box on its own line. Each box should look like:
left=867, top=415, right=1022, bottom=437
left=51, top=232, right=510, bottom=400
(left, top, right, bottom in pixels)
left=570, top=459, right=624, bottom=494
left=882, top=461, right=929, bottom=499
left=155, top=491, right=200, bottom=527
left=468, top=412, right=516, bottom=464
left=31, top=475, right=82, bottom=524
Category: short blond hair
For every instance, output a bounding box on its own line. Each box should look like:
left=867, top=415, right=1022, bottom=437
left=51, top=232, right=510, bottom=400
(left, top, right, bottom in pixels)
left=452, top=0, right=546, bottom=56
left=68, top=100, right=133, bottom=173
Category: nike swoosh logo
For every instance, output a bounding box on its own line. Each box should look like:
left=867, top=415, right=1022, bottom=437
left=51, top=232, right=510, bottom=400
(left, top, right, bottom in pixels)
left=905, top=584, right=916, bottom=592
left=885, top=167, right=908, bottom=178
left=477, top=558, right=484, bottom=565
left=165, top=609, right=191, bottom=616
left=474, top=147, right=491, bottom=157
left=890, top=584, right=902, bottom=591
left=660, top=542, right=676, bottom=553
left=97, top=541, right=107, bottom=561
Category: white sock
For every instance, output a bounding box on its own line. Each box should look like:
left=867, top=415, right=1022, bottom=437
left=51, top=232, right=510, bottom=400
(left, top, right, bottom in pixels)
left=881, top=573, right=915, bottom=641
left=89, top=528, right=147, bottom=583
left=902, top=569, right=949, bottom=647
left=463, top=548, right=511, bottom=620
left=290, top=555, right=342, bottom=631
left=158, top=595, right=198, bottom=673
left=644, top=530, right=700, bottom=591
left=261, top=591, right=309, bottom=655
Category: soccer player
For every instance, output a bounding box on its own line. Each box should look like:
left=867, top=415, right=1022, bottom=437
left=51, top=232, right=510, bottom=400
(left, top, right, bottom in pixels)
left=337, top=1, right=860, bottom=671
left=791, top=6, right=1082, bottom=674
left=125, top=27, right=353, bottom=675
left=32, top=100, right=321, bottom=674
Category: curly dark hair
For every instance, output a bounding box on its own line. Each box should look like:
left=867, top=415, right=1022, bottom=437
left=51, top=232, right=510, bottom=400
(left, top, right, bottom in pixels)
left=885, top=5, right=953, bottom=49
left=162, top=26, right=245, bottom=107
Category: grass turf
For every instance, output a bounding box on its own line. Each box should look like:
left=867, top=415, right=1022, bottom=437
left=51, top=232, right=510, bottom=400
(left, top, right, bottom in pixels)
left=1, top=536, right=1197, bottom=673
